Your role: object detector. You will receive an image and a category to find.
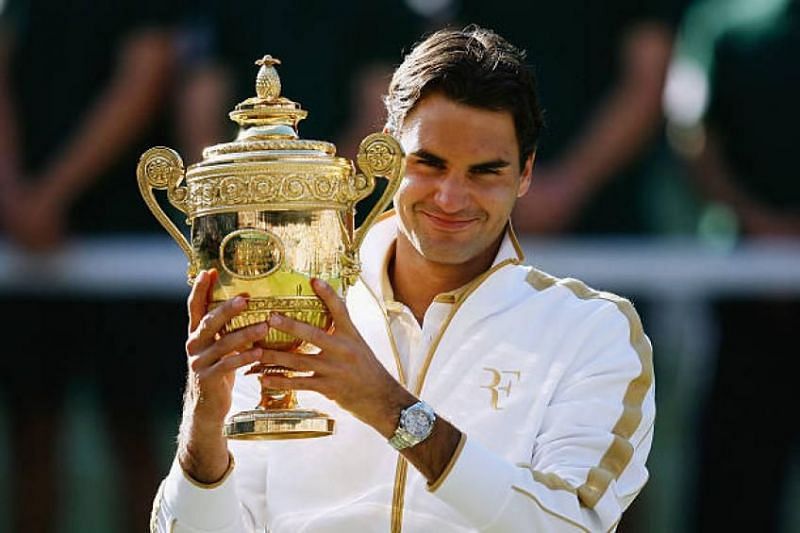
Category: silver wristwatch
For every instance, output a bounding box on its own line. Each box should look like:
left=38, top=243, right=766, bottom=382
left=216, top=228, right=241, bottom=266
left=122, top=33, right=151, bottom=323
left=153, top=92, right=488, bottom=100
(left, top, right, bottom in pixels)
left=388, top=400, right=436, bottom=450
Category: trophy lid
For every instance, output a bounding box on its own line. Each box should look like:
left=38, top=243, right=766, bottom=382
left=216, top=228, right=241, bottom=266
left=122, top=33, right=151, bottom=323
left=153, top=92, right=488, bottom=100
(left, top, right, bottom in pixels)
left=196, top=54, right=340, bottom=164
left=139, top=53, right=403, bottom=234
left=229, top=55, right=307, bottom=133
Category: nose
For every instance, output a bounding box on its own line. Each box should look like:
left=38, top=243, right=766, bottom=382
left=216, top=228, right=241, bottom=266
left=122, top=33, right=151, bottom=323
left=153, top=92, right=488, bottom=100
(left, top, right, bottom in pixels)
left=433, top=171, right=471, bottom=214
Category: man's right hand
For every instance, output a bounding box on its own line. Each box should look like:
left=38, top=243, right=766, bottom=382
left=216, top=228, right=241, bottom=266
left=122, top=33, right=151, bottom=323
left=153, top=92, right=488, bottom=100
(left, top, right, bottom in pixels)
left=178, top=269, right=268, bottom=484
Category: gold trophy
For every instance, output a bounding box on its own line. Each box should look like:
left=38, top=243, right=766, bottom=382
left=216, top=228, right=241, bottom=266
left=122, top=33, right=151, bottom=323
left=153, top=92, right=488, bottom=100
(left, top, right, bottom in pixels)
left=137, top=55, right=404, bottom=440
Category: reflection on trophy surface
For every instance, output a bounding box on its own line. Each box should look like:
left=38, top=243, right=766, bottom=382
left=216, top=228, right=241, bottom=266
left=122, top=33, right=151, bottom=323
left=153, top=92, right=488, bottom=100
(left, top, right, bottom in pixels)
left=137, top=55, right=404, bottom=439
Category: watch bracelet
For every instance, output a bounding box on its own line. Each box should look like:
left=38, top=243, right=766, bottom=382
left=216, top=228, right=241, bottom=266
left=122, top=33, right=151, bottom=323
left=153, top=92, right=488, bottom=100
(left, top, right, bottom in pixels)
left=389, top=430, right=416, bottom=450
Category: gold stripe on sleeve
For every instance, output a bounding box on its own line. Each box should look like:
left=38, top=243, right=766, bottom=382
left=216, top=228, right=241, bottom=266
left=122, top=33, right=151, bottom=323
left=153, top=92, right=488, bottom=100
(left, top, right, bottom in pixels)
left=525, top=270, right=654, bottom=510
left=516, top=463, right=577, bottom=494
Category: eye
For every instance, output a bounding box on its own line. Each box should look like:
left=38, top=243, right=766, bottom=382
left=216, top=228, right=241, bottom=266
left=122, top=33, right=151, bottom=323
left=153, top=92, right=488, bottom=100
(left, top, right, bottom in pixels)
left=416, top=158, right=446, bottom=170
left=471, top=166, right=502, bottom=175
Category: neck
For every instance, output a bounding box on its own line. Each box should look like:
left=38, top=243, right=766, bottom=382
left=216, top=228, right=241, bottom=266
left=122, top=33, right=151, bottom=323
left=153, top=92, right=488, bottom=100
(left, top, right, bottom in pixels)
left=389, top=233, right=502, bottom=323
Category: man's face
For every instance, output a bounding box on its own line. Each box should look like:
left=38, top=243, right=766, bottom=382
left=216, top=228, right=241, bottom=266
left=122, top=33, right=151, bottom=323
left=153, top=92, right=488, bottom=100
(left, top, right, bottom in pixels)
left=393, top=92, right=532, bottom=266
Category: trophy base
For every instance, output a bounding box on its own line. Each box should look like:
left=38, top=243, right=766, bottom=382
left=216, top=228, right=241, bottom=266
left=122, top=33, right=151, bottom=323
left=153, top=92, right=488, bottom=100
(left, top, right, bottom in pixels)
left=224, top=408, right=335, bottom=440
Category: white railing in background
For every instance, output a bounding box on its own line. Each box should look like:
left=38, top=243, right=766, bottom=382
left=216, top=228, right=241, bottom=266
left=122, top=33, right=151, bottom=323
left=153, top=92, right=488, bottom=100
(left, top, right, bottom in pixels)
left=2, top=236, right=799, bottom=296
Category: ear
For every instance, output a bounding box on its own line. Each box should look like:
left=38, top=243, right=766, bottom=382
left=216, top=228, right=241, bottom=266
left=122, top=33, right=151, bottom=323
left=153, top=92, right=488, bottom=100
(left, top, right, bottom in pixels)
left=517, top=152, right=535, bottom=197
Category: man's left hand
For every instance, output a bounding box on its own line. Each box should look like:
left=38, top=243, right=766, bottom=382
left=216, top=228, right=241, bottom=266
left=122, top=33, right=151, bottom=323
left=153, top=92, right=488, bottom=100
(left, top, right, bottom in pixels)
left=260, top=278, right=416, bottom=438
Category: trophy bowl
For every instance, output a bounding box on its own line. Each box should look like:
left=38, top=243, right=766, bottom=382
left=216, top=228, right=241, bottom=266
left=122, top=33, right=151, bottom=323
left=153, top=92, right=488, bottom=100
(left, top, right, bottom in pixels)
left=137, top=55, right=404, bottom=439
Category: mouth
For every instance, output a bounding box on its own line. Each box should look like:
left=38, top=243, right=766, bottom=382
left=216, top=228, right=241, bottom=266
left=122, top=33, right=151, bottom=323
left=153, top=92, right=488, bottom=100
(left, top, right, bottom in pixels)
left=419, top=210, right=480, bottom=232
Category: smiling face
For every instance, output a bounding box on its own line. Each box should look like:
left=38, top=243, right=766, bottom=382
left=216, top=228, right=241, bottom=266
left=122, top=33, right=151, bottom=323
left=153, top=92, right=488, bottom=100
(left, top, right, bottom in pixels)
left=394, top=92, right=533, bottom=268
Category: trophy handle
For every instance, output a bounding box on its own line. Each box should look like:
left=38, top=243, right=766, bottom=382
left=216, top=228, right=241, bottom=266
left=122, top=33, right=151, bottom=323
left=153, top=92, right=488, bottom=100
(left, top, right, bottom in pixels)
left=352, top=132, right=405, bottom=251
left=137, top=147, right=196, bottom=278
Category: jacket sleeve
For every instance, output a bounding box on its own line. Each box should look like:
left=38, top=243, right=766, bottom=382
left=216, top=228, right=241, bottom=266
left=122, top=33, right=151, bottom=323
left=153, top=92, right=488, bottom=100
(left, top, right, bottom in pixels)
left=430, top=300, right=655, bottom=532
left=151, top=370, right=269, bottom=532
left=150, top=436, right=270, bottom=532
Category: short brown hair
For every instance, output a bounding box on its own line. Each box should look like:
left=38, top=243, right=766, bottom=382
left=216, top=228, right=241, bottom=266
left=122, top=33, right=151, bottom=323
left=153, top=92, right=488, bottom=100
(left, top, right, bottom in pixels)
left=385, top=25, right=543, bottom=165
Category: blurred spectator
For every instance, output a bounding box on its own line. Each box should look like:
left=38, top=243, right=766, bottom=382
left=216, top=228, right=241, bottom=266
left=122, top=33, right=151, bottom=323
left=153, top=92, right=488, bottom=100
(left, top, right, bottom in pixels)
left=451, top=0, right=688, bottom=235
left=334, top=62, right=396, bottom=227
left=335, top=62, right=394, bottom=161
left=0, top=1, right=186, bottom=531
left=681, top=1, right=800, bottom=530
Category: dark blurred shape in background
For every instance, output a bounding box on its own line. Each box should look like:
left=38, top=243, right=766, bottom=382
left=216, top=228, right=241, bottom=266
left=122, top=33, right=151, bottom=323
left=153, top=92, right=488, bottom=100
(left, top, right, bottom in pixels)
left=678, top=1, right=800, bottom=531
left=0, top=0, right=186, bottom=531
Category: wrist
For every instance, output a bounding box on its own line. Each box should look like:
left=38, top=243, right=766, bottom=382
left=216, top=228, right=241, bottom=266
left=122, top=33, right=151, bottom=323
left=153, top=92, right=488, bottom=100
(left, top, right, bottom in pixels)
left=177, top=409, right=229, bottom=484
left=178, top=451, right=236, bottom=490
left=367, top=384, right=417, bottom=439
left=178, top=431, right=229, bottom=484
left=189, top=407, right=228, bottom=436
left=178, top=446, right=231, bottom=486
left=183, top=389, right=229, bottom=433
left=388, top=400, right=437, bottom=451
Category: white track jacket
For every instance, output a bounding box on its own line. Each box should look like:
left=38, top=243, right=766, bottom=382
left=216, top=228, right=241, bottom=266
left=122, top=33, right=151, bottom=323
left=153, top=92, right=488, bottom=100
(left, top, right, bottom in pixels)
left=153, top=214, right=655, bottom=532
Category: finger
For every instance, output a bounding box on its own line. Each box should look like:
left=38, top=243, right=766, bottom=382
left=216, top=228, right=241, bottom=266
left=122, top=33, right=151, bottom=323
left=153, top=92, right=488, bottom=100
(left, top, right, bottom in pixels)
left=311, top=278, right=356, bottom=335
left=258, top=349, right=326, bottom=374
left=191, top=322, right=268, bottom=369
left=187, top=294, right=249, bottom=353
left=187, top=270, right=211, bottom=333
left=207, top=347, right=263, bottom=376
left=204, top=268, right=219, bottom=310
left=267, top=313, right=341, bottom=352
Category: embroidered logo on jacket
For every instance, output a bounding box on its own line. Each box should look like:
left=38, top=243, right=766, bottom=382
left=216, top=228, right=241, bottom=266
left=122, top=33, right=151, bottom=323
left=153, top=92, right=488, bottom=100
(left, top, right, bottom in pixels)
left=481, top=368, right=521, bottom=410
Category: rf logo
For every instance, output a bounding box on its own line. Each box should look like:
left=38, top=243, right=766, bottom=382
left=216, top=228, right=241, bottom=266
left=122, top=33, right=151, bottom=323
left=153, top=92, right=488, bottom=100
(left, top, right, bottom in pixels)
left=481, top=368, right=521, bottom=410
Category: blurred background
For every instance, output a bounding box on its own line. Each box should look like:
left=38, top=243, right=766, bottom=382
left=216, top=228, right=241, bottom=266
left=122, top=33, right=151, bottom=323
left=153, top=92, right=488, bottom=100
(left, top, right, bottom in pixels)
left=0, top=0, right=798, bottom=531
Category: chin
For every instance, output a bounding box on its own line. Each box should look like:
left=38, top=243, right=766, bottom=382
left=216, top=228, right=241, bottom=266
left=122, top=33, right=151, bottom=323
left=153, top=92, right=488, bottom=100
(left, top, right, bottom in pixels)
left=417, top=243, right=478, bottom=265
left=402, top=225, right=491, bottom=266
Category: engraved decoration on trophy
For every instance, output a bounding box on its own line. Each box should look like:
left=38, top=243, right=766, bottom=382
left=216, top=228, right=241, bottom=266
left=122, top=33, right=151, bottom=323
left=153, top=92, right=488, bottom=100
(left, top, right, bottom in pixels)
left=137, top=55, right=405, bottom=439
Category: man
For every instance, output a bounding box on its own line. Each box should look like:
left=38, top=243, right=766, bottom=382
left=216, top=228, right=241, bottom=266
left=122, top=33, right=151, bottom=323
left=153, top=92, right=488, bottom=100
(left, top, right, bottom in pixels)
left=152, top=26, right=654, bottom=532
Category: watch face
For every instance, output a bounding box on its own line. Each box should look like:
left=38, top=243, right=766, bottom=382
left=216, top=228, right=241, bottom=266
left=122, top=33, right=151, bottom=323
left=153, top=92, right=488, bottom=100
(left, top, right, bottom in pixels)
left=404, top=407, right=433, bottom=437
